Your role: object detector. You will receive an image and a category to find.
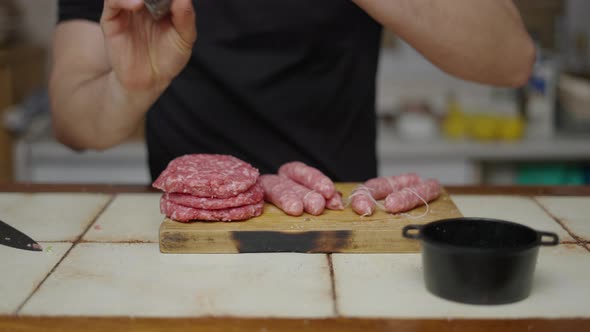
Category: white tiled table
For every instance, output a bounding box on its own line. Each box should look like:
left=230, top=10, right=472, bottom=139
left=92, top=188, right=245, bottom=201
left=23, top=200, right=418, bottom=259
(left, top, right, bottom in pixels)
left=1, top=186, right=589, bottom=331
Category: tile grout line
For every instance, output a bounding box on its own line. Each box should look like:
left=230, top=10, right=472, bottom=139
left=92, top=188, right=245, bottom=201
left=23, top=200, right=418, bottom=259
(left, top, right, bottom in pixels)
left=77, top=194, right=117, bottom=243
left=326, top=254, right=340, bottom=317
left=78, top=239, right=158, bottom=244
left=34, top=240, right=74, bottom=243
left=13, top=241, right=76, bottom=315
left=13, top=194, right=117, bottom=314
left=533, top=197, right=590, bottom=253
left=78, top=193, right=162, bottom=245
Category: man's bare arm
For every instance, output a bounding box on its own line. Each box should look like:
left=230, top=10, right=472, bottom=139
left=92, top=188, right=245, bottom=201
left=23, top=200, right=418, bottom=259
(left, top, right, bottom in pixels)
left=353, top=0, right=535, bottom=87
left=50, top=21, right=155, bottom=150
left=50, top=0, right=196, bottom=150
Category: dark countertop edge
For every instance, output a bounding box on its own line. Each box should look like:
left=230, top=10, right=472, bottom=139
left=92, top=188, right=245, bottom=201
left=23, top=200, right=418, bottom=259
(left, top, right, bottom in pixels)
left=0, top=316, right=589, bottom=332
left=1, top=183, right=590, bottom=196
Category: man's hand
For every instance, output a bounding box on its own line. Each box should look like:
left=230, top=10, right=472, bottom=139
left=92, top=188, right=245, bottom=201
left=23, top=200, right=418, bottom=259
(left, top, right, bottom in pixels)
left=50, top=0, right=196, bottom=151
left=101, top=0, right=197, bottom=94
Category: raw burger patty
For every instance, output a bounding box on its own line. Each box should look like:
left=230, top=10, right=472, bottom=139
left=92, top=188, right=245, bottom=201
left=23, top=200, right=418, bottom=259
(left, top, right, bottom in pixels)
left=164, top=183, right=264, bottom=210
left=161, top=197, right=265, bottom=222
left=153, top=154, right=260, bottom=198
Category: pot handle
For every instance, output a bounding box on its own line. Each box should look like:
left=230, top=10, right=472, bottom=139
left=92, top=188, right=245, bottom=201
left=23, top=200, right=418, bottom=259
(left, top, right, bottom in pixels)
left=537, top=231, right=559, bottom=246
left=402, top=225, right=423, bottom=240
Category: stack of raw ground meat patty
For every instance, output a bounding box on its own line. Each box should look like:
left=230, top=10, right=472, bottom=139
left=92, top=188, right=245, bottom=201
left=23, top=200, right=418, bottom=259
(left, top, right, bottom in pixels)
left=153, top=154, right=264, bottom=222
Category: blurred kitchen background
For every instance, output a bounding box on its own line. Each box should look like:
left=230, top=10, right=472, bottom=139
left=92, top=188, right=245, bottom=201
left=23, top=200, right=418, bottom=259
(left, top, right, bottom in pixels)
left=1, top=0, right=589, bottom=185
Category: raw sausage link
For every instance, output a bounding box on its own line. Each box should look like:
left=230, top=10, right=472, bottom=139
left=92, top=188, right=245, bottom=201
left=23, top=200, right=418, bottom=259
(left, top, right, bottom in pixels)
left=278, top=161, right=336, bottom=199
left=326, top=192, right=344, bottom=210
left=350, top=189, right=375, bottom=216
left=281, top=176, right=326, bottom=216
left=350, top=173, right=421, bottom=216
left=259, top=175, right=304, bottom=216
left=365, top=173, right=422, bottom=200
left=262, top=175, right=325, bottom=215
left=384, top=179, right=441, bottom=213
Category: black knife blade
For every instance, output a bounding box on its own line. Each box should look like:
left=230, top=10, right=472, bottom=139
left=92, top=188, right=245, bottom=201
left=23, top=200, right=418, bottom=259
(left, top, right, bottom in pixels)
left=0, top=219, right=42, bottom=252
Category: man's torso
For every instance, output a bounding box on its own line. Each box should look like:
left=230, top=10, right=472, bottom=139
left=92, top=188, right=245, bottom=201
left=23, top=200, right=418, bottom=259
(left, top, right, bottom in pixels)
left=58, top=0, right=382, bottom=181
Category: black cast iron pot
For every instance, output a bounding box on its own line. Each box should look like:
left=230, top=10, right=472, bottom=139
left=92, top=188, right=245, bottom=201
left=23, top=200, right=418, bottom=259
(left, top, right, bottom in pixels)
left=402, top=217, right=559, bottom=305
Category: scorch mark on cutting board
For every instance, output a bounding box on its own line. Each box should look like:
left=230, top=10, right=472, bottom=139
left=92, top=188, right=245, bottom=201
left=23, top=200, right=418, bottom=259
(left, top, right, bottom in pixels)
left=231, top=230, right=352, bottom=253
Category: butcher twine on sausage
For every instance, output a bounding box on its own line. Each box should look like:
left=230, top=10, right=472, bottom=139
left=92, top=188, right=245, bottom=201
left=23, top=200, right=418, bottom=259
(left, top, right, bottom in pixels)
left=351, top=173, right=422, bottom=216
left=384, top=179, right=441, bottom=214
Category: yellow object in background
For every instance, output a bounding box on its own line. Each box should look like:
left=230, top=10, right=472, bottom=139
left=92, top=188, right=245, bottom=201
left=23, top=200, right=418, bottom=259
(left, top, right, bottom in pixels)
left=469, top=114, right=525, bottom=141
left=498, top=115, right=525, bottom=141
left=442, top=115, right=467, bottom=139
left=442, top=97, right=468, bottom=139
left=470, top=114, right=498, bottom=141
left=442, top=94, right=524, bottom=142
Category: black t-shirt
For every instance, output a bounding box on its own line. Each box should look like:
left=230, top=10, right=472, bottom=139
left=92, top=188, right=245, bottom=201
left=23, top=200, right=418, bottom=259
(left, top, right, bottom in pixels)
left=58, top=0, right=382, bottom=181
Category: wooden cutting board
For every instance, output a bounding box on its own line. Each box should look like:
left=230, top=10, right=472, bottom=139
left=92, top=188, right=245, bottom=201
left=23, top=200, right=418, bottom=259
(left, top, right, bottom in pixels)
left=159, top=183, right=462, bottom=254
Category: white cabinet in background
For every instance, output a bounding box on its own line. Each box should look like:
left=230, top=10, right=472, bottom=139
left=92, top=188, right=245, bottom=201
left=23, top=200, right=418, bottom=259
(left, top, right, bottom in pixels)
left=13, top=132, right=590, bottom=185
left=14, top=140, right=151, bottom=184
left=378, top=158, right=476, bottom=185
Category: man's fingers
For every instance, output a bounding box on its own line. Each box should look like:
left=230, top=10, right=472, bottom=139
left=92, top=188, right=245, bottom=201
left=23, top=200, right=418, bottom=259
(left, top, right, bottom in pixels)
left=102, top=0, right=144, bottom=21
left=170, top=0, right=197, bottom=48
